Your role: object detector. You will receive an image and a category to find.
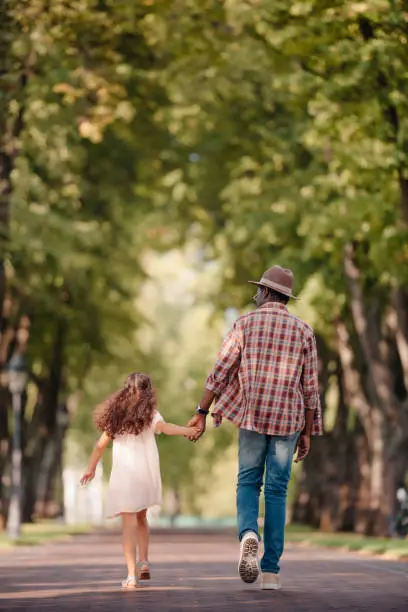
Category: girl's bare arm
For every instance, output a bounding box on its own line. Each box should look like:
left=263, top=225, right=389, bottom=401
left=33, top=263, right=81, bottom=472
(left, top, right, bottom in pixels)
left=80, top=432, right=111, bottom=484
left=155, top=421, right=198, bottom=437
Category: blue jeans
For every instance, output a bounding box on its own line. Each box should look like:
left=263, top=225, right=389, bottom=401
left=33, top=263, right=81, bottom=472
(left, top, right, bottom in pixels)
left=237, top=428, right=299, bottom=574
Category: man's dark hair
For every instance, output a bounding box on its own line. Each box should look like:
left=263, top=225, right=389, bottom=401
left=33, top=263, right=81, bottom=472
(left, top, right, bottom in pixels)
left=265, top=288, right=290, bottom=305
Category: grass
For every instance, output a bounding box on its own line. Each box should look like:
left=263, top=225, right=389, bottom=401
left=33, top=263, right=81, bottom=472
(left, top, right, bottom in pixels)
left=285, top=524, right=408, bottom=560
left=0, top=521, right=91, bottom=550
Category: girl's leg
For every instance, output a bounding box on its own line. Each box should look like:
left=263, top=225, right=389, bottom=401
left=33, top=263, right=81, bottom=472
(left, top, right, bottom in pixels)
left=136, top=509, right=149, bottom=562
left=121, top=513, right=138, bottom=580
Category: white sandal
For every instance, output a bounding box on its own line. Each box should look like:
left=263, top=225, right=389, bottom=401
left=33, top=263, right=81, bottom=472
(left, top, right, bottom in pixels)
left=121, top=575, right=139, bottom=589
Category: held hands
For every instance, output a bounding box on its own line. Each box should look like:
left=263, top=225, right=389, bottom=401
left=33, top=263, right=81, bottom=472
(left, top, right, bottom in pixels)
left=80, top=470, right=95, bottom=486
left=187, top=413, right=206, bottom=441
left=186, top=425, right=202, bottom=438
left=187, top=412, right=223, bottom=441
left=294, top=433, right=311, bottom=463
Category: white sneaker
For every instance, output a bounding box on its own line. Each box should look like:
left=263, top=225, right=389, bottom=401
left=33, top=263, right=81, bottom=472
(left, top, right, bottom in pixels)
left=238, top=531, right=260, bottom=584
left=261, top=572, right=282, bottom=590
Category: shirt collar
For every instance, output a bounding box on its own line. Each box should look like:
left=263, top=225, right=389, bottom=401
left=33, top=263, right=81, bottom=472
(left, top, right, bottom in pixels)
left=258, top=302, right=288, bottom=312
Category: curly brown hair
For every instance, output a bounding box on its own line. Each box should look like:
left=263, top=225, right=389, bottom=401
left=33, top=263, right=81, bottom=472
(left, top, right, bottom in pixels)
left=93, top=372, right=157, bottom=438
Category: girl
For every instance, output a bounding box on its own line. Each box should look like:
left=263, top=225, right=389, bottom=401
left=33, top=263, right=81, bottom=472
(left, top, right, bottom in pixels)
left=80, top=372, right=198, bottom=589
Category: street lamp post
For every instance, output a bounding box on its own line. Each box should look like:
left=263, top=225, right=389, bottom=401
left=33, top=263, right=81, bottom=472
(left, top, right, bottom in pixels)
left=7, top=353, right=28, bottom=540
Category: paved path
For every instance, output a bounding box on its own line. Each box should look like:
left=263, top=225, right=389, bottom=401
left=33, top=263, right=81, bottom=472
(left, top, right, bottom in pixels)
left=0, top=528, right=407, bottom=611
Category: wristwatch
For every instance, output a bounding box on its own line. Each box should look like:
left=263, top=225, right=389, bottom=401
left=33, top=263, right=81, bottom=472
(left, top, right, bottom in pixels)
left=195, top=404, right=209, bottom=416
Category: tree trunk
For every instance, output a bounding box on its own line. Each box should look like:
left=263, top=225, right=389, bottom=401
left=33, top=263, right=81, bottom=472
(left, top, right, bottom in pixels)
left=336, top=318, right=396, bottom=536
left=21, top=390, right=48, bottom=523
left=35, top=436, right=57, bottom=518
left=34, top=318, right=67, bottom=517
left=22, top=432, right=48, bottom=523
left=343, top=243, right=401, bottom=426
left=321, top=357, right=356, bottom=532
left=392, top=288, right=408, bottom=391
left=353, top=423, right=372, bottom=534
left=45, top=318, right=66, bottom=432
left=0, top=386, right=10, bottom=529
left=43, top=405, right=68, bottom=518
left=342, top=243, right=408, bottom=535
left=367, top=409, right=389, bottom=536
left=398, top=166, right=408, bottom=226
left=292, top=336, right=333, bottom=527
left=292, top=436, right=327, bottom=528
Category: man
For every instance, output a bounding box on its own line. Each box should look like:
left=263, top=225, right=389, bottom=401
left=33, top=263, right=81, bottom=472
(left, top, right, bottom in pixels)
left=188, top=265, right=323, bottom=590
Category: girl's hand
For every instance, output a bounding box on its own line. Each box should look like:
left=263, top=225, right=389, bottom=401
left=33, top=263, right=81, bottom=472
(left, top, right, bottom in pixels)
left=187, top=414, right=206, bottom=441
left=80, top=470, right=95, bottom=486
left=187, top=425, right=202, bottom=438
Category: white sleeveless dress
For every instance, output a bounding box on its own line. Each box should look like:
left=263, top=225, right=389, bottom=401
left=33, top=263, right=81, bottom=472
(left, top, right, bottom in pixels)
left=105, top=411, right=163, bottom=518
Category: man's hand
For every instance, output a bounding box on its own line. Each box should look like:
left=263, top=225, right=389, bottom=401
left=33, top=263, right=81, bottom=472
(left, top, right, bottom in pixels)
left=212, top=413, right=222, bottom=428
left=295, top=433, right=311, bottom=463
left=187, top=414, right=206, bottom=441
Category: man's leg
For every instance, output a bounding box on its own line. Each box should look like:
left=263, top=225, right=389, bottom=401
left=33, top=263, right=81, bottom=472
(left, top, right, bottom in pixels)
left=261, top=433, right=299, bottom=581
left=237, top=428, right=267, bottom=583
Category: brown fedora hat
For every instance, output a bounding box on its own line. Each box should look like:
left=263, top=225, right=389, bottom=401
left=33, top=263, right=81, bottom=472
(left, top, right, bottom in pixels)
left=248, top=265, right=296, bottom=299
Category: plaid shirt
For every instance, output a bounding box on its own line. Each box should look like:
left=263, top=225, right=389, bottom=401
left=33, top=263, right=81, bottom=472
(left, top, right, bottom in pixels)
left=206, top=303, right=323, bottom=436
